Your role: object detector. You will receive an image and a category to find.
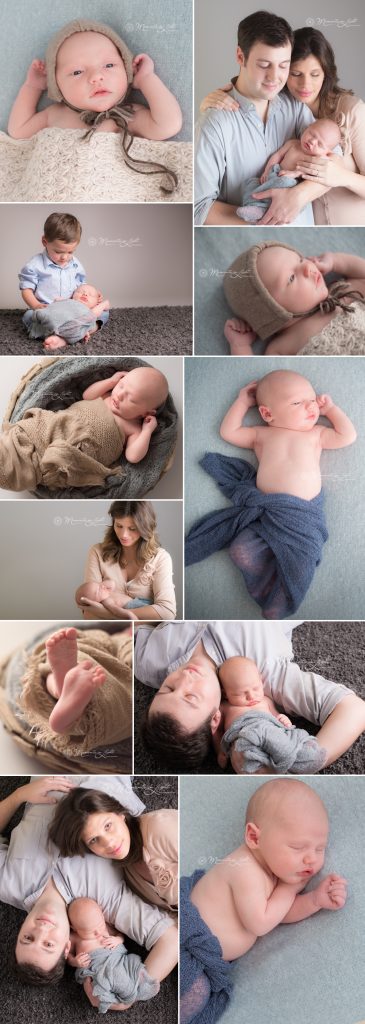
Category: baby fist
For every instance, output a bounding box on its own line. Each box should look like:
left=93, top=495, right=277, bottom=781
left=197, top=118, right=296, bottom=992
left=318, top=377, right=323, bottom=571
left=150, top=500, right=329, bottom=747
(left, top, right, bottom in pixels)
left=317, top=393, right=334, bottom=415
left=26, top=59, right=47, bottom=90
left=310, top=253, right=334, bottom=275
left=239, top=380, right=258, bottom=406
left=143, top=414, right=158, bottom=433
left=132, top=53, right=155, bottom=86
left=313, top=873, right=347, bottom=911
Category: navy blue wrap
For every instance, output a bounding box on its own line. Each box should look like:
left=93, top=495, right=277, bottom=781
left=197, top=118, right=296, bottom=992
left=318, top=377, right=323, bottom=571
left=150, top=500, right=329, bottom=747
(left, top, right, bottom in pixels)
left=180, top=870, right=233, bottom=1024
left=185, top=454, right=328, bottom=616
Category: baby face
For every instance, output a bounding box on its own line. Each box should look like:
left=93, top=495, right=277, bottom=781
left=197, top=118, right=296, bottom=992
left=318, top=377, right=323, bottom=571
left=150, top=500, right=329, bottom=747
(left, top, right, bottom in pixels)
left=73, top=284, right=100, bottom=308
left=258, top=372, right=320, bottom=431
left=300, top=121, right=340, bottom=156
left=257, top=246, right=329, bottom=314
left=68, top=898, right=107, bottom=941
left=255, top=803, right=328, bottom=884
left=56, top=31, right=128, bottom=112
left=111, top=368, right=166, bottom=420
left=221, top=658, right=264, bottom=708
left=43, top=237, right=79, bottom=266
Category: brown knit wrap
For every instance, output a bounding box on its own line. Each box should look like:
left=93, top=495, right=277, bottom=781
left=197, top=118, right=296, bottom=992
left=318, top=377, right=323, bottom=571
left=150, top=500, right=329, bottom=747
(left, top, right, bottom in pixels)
left=223, top=241, right=364, bottom=340
left=19, top=629, right=132, bottom=756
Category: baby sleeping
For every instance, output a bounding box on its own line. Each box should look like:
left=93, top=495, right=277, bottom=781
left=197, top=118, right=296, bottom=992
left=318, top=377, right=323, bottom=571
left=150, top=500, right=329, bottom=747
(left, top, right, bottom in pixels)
left=68, top=898, right=159, bottom=1013
left=216, top=656, right=327, bottom=774
left=185, top=370, right=356, bottom=618
left=26, top=284, right=110, bottom=350
left=75, top=580, right=152, bottom=616
left=0, top=366, right=168, bottom=492
left=237, top=119, right=341, bottom=223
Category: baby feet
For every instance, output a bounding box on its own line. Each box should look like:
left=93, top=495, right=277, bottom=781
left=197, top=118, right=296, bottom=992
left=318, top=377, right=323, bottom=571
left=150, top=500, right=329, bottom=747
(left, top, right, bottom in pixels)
left=236, top=204, right=264, bottom=223
left=46, top=627, right=78, bottom=698
left=224, top=318, right=256, bottom=355
left=48, top=661, right=106, bottom=734
left=43, top=335, right=67, bottom=350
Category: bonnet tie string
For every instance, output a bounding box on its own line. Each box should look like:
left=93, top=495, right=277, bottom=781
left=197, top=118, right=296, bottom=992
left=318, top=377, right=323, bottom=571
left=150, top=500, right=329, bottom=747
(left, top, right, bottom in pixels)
left=80, top=105, right=178, bottom=194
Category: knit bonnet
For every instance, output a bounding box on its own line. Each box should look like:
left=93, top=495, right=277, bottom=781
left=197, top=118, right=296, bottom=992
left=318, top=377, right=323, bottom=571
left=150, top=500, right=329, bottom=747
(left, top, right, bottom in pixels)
left=223, top=241, right=307, bottom=340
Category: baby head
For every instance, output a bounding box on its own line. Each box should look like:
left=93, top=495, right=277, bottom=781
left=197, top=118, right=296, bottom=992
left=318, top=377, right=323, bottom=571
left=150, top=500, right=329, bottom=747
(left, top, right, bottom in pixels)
left=223, top=241, right=329, bottom=339
left=245, top=779, right=329, bottom=883
left=73, top=284, right=102, bottom=308
left=46, top=20, right=134, bottom=112
left=42, top=212, right=82, bottom=267
left=110, top=367, right=169, bottom=420
left=219, top=657, right=264, bottom=707
left=68, top=897, right=108, bottom=953
left=255, top=370, right=319, bottom=431
left=300, top=118, right=341, bottom=156
left=75, top=581, right=113, bottom=607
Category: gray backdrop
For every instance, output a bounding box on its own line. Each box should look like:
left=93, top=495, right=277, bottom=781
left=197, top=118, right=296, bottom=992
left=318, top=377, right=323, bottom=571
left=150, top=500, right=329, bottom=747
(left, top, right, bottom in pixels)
left=1, top=0, right=192, bottom=139
left=195, top=0, right=365, bottom=119
left=185, top=356, right=365, bottom=620
left=1, top=204, right=192, bottom=309
left=0, top=499, right=183, bottom=619
left=180, top=775, right=365, bottom=1024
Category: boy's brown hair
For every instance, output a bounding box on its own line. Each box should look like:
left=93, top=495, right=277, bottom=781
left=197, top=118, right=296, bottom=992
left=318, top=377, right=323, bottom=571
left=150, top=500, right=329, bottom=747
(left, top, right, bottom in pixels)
left=43, top=212, right=82, bottom=243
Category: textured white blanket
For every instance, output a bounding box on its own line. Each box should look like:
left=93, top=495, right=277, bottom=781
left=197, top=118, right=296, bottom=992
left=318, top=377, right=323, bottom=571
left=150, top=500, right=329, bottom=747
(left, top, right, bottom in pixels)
left=0, top=127, right=192, bottom=201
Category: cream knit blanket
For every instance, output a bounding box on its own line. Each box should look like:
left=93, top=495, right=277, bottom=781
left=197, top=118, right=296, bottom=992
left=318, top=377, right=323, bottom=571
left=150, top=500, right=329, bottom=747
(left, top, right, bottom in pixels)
left=0, top=128, right=192, bottom=202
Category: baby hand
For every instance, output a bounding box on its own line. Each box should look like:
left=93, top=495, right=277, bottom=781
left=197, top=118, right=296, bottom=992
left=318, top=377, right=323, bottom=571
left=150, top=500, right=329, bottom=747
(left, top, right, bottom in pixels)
left=143, top=414, right=158, bottom=433
left=317, top=393, right=334, bottom=416
left=25, top=59, right=47, bottom=91
left=102, top=936, right=124, bottom=949
left=132, top=53, right=155, bottom=86
left=239, top=380, right=258, bottom=406
left=111, top=371, right=126, bottom=383
left=312, top=873, right=347, bottom=911
left=277, top=714, right=293, bottom=728
left=102, top=580, right=116, bottom=592
left=310, top=252, right=334, bottom=275
left=75, top=951, right=91, bottom=967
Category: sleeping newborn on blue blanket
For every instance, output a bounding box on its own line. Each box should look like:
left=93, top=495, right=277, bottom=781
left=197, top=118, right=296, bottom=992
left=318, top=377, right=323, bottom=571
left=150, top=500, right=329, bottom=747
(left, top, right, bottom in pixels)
left=216, top=656, right=327, bottom=774
left=185, top=370, right=357, bottom=618
left=24, top=283, right=110, bottom=350
left=68, top=898, right=159, bottom=1014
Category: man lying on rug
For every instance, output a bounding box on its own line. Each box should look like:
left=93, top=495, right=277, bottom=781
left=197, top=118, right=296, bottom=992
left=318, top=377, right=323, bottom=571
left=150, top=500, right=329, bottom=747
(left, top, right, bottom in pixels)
left=136, top=621, right=365, bottom=773
left=0, top=776, right=177, bottom=1008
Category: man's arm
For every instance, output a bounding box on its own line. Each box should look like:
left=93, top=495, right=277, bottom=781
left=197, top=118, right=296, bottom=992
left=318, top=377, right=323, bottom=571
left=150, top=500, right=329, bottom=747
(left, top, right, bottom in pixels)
left=253, top=179, right=329, bottom=226
left=0, top=777, right=75, bottom=833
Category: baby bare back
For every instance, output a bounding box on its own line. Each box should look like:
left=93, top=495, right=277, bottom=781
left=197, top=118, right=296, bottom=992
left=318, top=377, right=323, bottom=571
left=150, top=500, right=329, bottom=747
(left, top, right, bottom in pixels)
left=191, top=846, right=275, bottom=960
left=254, top=425, right=323, bottom=499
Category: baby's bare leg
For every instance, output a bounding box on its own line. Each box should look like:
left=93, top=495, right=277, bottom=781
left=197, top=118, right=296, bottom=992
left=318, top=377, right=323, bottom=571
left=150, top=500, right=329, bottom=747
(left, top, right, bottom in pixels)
left=43, top=334, right=67, bottom=350
left=315, top=693, right=365, bottom=766
left=48, top=661, right=106, bottom=734
left=45, top=627, right=78, bottom=699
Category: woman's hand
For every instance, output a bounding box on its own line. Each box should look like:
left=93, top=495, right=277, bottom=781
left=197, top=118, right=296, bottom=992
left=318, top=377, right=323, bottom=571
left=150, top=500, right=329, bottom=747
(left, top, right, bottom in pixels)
left=19, top=776, right=75, bottom=804
left=294, top=154, right=346, bottom=188
left=200, top=83, right=238, bottom=114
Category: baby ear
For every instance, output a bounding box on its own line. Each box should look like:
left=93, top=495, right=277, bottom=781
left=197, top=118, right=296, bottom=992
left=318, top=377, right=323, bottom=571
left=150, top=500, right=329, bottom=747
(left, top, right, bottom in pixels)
left=245, top=821, right=260, bottom=849
left=258, top=404, right=273, bottom=423
left=97, top=291, right=103, bottom=302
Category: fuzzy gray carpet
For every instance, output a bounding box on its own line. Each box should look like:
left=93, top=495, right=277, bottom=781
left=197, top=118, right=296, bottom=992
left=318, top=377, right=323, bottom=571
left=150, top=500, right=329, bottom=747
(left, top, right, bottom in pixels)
left=0, top=308, right=192, bottom=355
left=134, top=621, right=365, bottom=775
left=0, top=775, right=177, bottom=1024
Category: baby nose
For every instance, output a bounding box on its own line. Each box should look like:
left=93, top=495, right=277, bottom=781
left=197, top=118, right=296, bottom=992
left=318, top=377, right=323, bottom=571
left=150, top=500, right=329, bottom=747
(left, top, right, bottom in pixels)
left=89, top=67, right=104, bottom=83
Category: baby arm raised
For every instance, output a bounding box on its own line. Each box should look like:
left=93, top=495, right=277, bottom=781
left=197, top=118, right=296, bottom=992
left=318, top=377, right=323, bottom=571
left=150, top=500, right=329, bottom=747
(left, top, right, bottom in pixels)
left=128, top=54, right=182, bottom=140
left=125, top=415, right=158, bottom=463
left=82, top=372, right=126, bottom=400
left=219, top=382, right=258, bottom=448
left=8, top=60, right=53, bottom=138
left=233, top=874, right=299, bottom=937
left=318, top=395, right=357, bottom=449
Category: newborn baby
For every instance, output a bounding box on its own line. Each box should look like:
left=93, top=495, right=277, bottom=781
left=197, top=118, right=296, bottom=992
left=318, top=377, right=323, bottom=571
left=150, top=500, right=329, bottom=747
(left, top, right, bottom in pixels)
left=75, top=580, right=151, bottom=616
left=180, top=779, right=347, bottom=1024
left=216, top=656, right=327, bottom=775
left=29, top=283, right=110, bottom=350
left=185, top=370, right=356, bottom=617
left=68, top=897, right=159, bottom=1013
left=0, top=366, right=169, bottom=492
left=237, top=119, right=341, bottom=222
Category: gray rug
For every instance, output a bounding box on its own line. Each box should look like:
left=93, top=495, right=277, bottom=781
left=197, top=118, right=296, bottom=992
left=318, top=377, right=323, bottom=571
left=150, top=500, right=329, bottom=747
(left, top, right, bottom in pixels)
left=134, top=621, right=365, bottom=774
left=0, top=308, right=192, bottom=355
left=0, top=775, right=177, bottom=1024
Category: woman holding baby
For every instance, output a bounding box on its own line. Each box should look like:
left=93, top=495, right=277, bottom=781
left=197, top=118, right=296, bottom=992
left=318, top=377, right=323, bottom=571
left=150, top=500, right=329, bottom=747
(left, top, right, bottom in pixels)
left=77, top=500, right=176, bottom=621
left=201, top=24, right=365, bottom=224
